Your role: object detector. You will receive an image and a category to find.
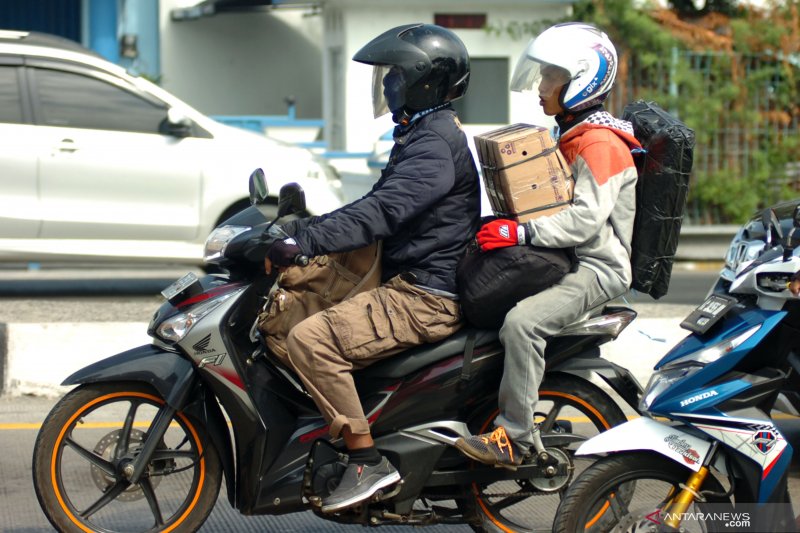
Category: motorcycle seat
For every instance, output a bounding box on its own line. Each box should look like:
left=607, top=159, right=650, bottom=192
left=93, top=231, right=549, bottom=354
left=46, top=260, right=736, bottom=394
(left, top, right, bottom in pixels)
left=355, top=327, right=499, bottom=381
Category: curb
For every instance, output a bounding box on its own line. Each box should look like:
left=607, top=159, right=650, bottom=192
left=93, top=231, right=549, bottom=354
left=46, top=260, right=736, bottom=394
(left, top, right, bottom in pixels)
left=0, top=323, right=6, bottom=395
left=1, top=322, right=150, bottom=397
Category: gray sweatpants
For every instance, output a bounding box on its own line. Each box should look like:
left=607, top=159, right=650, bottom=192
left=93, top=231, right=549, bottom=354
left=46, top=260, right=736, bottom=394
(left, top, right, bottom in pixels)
left=495, top=265, right=610, bottom=450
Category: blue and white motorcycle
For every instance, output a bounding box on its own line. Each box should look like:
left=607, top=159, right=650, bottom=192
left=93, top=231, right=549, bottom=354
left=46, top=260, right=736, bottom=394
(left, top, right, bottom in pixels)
left=553, top=206, right=800, bottom=533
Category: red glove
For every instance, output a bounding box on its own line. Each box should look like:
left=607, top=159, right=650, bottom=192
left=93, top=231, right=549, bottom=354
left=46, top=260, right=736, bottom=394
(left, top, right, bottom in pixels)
left=476, top=219, right=530, bottom=251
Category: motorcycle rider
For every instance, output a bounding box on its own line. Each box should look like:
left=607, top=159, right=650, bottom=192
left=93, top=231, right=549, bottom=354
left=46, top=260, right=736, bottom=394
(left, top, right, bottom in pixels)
left=265, top=23, right=480, bottom=511
left=789, top=271, right=800, bottom=296
left=455, top=23, right=641, bottom=468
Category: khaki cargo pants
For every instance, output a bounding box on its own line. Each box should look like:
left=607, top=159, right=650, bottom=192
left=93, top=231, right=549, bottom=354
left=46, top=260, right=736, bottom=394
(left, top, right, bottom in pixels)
left=285, top=275, right=462, bottom=438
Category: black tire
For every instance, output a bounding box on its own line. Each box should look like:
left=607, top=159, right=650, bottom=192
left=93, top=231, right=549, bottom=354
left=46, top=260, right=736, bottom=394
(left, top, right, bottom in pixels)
left=553, top=452, right=730, bottom=533
left=32, top=382, right=222, bottom=533
left=461, top=374, right=628, bottom=533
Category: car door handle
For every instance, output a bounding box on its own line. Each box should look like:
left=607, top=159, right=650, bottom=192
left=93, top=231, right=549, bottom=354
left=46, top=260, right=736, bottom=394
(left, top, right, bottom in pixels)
left=55, top=139, right=79, bottom=152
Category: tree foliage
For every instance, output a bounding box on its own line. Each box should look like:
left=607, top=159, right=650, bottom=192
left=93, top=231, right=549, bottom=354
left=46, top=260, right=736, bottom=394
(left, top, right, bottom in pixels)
left=488, top=0, right=800, bottom=223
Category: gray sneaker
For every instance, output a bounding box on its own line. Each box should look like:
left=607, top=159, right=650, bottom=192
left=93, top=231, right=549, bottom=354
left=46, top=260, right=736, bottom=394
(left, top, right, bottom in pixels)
left=320, top=456, right=401, bottom=513
left=454, top=426, right=525, bottom=470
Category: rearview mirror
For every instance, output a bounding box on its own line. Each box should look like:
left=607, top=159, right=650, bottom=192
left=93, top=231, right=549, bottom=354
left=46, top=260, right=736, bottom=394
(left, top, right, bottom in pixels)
left=784, top=205, right=800, bottom=260
left=165, top=108, right=192, bottom=138
left=277, top=183, right=306, bottom=218
left=761, top=208, right=784, bottom=248
left=248, top=168, right=269, bottom=205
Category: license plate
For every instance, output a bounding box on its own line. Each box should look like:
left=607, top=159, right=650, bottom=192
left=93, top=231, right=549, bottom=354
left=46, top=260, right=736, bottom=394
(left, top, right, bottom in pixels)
left=161, top=271, right=200, bottom=302
left=680, top=293, right=737, bottom=334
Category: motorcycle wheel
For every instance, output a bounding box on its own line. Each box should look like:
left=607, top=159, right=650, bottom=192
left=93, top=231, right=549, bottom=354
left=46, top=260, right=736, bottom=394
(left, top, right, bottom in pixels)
left=553, top=452, right=730, bottom=533
left=461, top=374, right=628, bottom=533
left=32, top=382, right=222, bottom=533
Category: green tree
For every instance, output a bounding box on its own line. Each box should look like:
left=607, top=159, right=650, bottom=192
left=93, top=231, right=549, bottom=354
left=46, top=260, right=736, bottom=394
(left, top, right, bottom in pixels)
left=488, top=0, right=800, bottom=223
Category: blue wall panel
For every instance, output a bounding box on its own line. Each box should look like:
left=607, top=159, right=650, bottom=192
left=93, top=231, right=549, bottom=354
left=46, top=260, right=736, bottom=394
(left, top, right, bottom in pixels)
left=0, top=0, right=82, bottom=42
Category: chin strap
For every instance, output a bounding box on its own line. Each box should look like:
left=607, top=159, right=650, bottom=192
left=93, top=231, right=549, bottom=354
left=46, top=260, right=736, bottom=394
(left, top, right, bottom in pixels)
left=393, top=103, right=452, bottom=128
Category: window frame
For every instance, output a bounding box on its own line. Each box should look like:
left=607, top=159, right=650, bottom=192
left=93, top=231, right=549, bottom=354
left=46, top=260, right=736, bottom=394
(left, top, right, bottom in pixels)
left=24, top=57, right=170, bottom=134
left=0, top=54, right=33, bottom=124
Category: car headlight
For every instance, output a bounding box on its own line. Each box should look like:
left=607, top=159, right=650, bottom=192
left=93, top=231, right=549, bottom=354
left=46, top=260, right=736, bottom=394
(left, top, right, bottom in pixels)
left=204, top=225, right=250, bottom=263
left=639, top=324, right=761, bottom=411
left=155, top=290, right=239, bottom=343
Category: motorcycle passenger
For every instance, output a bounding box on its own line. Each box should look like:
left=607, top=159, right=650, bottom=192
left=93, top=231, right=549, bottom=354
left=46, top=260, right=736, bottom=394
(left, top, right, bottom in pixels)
left=264, top=23, right=480, bottom=512
left=455, top=23, right=641, bottom=468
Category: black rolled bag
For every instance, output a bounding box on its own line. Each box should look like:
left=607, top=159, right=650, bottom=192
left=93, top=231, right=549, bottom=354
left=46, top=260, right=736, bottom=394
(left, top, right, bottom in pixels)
left=456, top=243, right=576, bottom=329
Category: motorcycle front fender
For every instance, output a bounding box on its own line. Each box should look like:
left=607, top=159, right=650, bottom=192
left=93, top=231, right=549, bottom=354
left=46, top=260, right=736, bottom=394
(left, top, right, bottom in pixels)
left=576, top=417, right=713, bottom=472
left=62, top=344, right=238, bottom=507
left=62, top=344, right=195, bottom=408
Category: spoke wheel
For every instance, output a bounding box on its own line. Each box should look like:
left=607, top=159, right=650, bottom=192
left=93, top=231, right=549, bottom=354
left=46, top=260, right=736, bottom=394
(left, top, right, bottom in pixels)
left=461, top=374, right=628, bottom=533
left=33, top=383, right=221, bottom=533
left=553, top=452, right=730, bottom=533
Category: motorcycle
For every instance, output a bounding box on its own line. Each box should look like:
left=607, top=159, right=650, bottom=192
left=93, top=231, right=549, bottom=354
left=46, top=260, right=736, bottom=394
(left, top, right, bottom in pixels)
left=32, top=170, right=642, bottom=533
left=553, top=206, right=800, bottom=532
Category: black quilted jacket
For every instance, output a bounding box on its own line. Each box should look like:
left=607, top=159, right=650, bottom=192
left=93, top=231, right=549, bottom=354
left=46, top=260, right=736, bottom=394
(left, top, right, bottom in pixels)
left=288, top=107, right=480, bottom=293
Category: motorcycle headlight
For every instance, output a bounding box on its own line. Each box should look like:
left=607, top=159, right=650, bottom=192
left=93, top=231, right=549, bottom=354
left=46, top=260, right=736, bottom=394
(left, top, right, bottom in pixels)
left=668, top=324, right=761, bottom=367
left=204, top=225, right=250, bottom=263
left=639, top=324, right=761, bottom=411
left=640, top=364, right=703, bottom=411
left=155, top=290, right=239, bottom=343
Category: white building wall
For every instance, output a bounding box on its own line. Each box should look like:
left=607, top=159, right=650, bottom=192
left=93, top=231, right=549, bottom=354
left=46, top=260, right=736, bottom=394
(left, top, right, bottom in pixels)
left=156, top=0, right=571, bottom=152
left=326, top=0, right=572, bottom=152
left=158, top=0, right=324, bottom=118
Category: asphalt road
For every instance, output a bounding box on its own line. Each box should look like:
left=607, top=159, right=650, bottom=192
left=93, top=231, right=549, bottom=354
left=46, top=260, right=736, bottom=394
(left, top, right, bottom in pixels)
left=0, top=262, right=722, bottom=325
left=0, top=263, right=722, bottom=304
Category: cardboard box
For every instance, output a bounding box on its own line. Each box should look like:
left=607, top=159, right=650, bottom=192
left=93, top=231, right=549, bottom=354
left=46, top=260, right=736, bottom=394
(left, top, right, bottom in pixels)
left=474, top=124, right=573, bottom=222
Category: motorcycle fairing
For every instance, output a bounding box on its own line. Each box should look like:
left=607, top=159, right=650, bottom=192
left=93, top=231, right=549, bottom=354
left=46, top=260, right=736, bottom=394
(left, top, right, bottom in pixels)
left=656, top=307, right=783, bottom=370
left=679, top=412, right=793, bottom=502
left=648, top=310, right=784, bottom=409
left=575, top=417, right=713, bottom=472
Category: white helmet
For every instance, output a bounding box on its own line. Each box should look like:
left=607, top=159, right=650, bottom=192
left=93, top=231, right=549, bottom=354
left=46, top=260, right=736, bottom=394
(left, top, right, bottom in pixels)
left=510, top=22, right=618, bottom=113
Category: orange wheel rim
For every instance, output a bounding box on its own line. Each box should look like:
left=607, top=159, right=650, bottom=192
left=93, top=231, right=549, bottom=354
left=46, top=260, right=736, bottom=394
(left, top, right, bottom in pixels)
left=49, top=391, right=205, bottom=532
left=472, top=389, right=612, bottom=532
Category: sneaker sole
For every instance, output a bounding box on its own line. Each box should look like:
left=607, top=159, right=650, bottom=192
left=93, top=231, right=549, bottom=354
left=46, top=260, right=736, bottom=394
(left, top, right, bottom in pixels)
left=320, top=471, right=402, bottom=513
left=454, top=442, right=520, bottom=471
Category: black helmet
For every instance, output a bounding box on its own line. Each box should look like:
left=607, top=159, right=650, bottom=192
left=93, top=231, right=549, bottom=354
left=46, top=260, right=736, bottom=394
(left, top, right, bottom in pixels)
left=353, top=23, right=470, bottom=123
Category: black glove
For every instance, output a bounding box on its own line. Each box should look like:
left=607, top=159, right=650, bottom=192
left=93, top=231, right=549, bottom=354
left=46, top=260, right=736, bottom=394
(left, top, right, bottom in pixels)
left=267, top=238, right=302, bottom=267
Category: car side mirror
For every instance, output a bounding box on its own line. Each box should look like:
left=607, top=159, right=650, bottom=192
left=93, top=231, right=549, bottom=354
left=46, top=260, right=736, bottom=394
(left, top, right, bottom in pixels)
left=248, top=168, right=269, bottom=205
left=165, top=108, right=192, bottom=138
left=277, top=183, right=306, bottom=218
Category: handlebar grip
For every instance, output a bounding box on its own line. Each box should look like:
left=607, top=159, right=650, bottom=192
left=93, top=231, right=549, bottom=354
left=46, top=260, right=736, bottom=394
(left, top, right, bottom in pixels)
left=295, top=255, right=309, bottom=266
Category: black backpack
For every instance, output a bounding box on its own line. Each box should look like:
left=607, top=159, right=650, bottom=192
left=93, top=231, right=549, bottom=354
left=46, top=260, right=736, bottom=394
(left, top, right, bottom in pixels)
left=622, top=100, right=695, bottom=299
left=456, top=241, right=575, bottom=329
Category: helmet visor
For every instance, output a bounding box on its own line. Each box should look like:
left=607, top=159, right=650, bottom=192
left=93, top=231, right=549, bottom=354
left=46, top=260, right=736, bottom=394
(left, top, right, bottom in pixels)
left=371, top=65, right=406, bottom=119
left=510, top=56, right=571, bottom=99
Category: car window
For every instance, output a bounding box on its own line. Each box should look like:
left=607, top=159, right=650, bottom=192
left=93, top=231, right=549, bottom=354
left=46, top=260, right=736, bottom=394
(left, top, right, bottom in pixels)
left=0, top=65, right=23, bottom=124
left=33, top=68, right=167, bottom=134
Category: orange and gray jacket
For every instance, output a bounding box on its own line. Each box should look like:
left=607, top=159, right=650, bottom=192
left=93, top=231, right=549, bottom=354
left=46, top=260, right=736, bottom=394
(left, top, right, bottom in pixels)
left=525, top=110, right=641, bottom=299
left=286, top=107, right=481, bottom=294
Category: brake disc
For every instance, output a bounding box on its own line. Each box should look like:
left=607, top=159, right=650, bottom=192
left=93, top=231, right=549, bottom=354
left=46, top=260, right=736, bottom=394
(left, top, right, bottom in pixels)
left=90, top=428, right=162, bottom=501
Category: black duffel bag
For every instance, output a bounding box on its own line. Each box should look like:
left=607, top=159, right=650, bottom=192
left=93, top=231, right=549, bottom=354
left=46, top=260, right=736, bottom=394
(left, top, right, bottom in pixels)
left=457, top=243, right=575, bottom=329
